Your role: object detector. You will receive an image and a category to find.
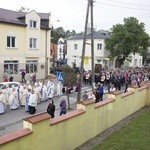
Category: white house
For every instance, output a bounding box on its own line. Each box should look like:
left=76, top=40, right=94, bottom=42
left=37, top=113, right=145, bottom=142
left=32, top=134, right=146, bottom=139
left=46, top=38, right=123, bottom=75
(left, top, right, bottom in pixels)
left=57, top=38, right=67, bottom=62
left=66, top=30, right=143, bottom=71
left=124, top=53, right=143, bottom=68
left=66, top=31, right=110, bottom=71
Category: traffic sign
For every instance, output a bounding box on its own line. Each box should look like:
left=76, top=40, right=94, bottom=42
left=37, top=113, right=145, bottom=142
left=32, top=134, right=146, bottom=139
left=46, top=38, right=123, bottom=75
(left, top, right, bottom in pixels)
left=56, top=71, right=64, bottom=81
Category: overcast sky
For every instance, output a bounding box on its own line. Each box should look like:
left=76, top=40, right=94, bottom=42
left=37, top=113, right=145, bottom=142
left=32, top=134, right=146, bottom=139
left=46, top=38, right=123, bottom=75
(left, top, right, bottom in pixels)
left=1, top=0, right=150, bottom=34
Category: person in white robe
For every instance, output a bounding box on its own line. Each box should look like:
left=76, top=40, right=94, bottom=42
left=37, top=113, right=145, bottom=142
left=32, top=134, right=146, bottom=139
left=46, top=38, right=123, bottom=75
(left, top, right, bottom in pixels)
left=3, top=84, right=11, bottom=105
left=0, top=90, right=6, bottom=114
left=8, top=86, right=19, bottom=110
left=41, top=81, right=48, bottom=101
left=20, top=85, right=27, bottom=106
left=47, top=80, right=55, bottom=99
left=25, top=88, right=32, bottom=112
left=17, top=83, right=23, bottom=103
left=38, top=80, right=43, bottom=98
left=57, top=81, right=63, bottom=96
left=26, top=80, right=32, bottom=91
left=28, top=90, right=37, bottom=115
left=33, top=82, right=41, bottom=104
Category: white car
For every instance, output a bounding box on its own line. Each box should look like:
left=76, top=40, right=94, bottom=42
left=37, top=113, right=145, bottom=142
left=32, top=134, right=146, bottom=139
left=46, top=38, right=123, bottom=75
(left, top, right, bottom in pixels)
left=0, top=82, right=20, bottom=91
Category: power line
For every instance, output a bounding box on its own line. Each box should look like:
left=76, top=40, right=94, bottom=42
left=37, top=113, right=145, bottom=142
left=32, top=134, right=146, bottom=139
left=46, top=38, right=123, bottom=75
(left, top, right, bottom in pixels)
left=96, top=0, right=150, bottom=11
left=100, top=0, right=150, bottom=8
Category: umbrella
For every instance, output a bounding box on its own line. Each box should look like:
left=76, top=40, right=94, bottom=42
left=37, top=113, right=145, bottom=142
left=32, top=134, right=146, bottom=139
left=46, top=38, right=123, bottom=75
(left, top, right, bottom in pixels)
left=19, top=69, right=26, bottom=72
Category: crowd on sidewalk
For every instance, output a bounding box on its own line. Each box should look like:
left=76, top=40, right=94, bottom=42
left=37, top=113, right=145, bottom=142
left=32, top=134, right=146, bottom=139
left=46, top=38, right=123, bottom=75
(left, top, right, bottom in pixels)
left=81, top=67, right=150, bottom=103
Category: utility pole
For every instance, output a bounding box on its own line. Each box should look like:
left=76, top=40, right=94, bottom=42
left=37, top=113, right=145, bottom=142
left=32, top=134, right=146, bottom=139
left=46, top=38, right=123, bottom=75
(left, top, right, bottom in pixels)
left=77, top=0, right=90, bottom=102
left=90, top=0, right=95, bottom=91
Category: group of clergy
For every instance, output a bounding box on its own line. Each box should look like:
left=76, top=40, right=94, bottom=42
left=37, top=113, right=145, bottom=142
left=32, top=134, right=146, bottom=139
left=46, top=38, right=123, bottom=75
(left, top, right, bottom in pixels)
left=0, top=79, right=56, bottom=115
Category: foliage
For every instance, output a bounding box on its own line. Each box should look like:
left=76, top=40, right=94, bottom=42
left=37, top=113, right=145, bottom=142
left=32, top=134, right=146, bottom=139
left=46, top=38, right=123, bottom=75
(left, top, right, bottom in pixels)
left=60, top=65, right=77, bottom=109
left=105, top=17, right=149, bottom=65
left=60, top=65, right=77, bottom=86
left=52, top=27, right=77, bottom=44
left=93, top=108, right=150, bottom=150
left=51, top=27, right=66, bottom=44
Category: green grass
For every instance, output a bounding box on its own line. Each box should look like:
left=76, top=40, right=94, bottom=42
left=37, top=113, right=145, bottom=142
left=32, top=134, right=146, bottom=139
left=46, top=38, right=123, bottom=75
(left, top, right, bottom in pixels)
left=92, top=108, right=150, bottom=150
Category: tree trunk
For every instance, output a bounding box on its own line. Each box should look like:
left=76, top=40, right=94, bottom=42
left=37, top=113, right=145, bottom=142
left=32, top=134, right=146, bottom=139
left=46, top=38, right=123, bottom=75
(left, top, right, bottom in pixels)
left=67, top=86, right=70, bottom=109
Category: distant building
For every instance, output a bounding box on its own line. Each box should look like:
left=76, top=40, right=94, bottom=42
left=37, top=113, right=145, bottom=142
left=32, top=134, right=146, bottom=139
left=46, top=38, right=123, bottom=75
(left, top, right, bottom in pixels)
left=57, top=38, right=67, bottom=64
left=50, top=42, right=57, bottom=68
left=124, top=53, right=143, bottom=68
left=66, top=31, right=110, bottom=71
left=0, top=8, right=51, bottom=81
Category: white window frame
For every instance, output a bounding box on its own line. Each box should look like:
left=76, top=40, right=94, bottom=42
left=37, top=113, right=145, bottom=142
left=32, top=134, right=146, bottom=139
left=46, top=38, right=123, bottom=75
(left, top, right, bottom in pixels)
left=74, top=44, right=78, bottom=50
left=26, top=60, right=38, bottom=73
left=4, top=60, right=18, bottom=74
left=139, top=59, right=141, bottom=66
left=30, top=20, right=37, bottom=28
left=97, top=43, right=102, bottom=50
left=7, top=36, right=16, bottom=48
left=29, top=38, right=37, bottom=49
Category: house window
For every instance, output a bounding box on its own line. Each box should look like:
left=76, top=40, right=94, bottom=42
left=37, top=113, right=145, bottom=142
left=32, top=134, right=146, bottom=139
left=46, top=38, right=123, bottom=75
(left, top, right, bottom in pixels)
left=139, top=59, right=141, bottom=66
left=30, top=20, right=37, bottom=28
left=129, top=56, right=132, bottom=62
left=26, top=60, right=38, bottom=73
left=74, top=44, right=78, bottom=50
left=97, top=43, right=102, bottom=50
left=59, top=48, right=62, bottom=53
left=4, top=60, right=18, bottom=74
left=7, top=36, right=16, bottom=48
left=134, top=59, right=137, bottom=66
left=30, top=38, right=37, bottom=49
left=97, top=60, right=101, bottom=63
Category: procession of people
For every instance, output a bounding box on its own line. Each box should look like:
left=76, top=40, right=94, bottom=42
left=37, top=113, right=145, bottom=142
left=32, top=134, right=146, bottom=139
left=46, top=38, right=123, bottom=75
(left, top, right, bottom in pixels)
left=0, top=79, right=55, bottom=115
left=1, top=66, right=150, bottom=116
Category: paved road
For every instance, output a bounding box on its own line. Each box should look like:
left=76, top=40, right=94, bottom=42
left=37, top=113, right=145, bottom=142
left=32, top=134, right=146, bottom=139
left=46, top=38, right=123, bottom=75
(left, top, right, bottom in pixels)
left=0, top=79, right=125, bottom=136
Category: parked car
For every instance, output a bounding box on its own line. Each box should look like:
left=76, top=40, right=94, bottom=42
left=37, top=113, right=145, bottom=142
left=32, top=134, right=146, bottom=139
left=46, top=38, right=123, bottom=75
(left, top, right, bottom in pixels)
left=0, top=82, right=20, bottom=91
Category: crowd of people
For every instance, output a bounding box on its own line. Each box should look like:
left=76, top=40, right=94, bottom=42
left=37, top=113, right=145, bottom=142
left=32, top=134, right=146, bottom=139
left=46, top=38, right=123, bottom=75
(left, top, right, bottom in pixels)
left=0, top=79, right=56, bottom=115
left=82, top=67, right=150, bottom=103
left=1, top=67, right=150, bottom=116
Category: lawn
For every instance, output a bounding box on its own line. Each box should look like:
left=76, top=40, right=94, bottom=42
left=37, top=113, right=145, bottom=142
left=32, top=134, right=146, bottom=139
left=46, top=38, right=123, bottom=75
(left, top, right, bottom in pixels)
left=92, top=107, right=150, bottom=150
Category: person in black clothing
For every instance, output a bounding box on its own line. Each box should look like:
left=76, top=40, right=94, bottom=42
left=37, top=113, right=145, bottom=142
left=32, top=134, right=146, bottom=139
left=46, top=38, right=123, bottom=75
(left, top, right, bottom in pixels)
left=95, top=90, right=100, bottom=103
left=21, top=71, right=26, bottom=83
left=124, top=79, right=129, bottom=93
left=47, top=100, right=55, bottom=118
left=9, top=76, right=14, bottom=82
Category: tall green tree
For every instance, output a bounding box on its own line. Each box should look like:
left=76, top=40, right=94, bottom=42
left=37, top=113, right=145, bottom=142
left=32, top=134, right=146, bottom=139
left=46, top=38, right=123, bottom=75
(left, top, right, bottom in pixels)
left=60, top=65, right=77, bottom=109
left=51, top=27, right=77, bottom=44
left=51, top=27, right=66, bottom=44
left=105, top=17, right=149, bottom=66
left=65, top=30, right=76, bottom=37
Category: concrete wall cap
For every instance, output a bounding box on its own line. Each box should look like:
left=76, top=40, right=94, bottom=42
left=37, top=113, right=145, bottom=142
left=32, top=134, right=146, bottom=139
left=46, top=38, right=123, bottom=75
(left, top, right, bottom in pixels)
left=0, top=128, right=32, bottom=145
left=23, top=112, right=50, bottom=124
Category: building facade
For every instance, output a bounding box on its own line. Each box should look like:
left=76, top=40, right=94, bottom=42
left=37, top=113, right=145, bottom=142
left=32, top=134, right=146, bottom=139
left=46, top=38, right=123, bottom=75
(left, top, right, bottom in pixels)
left=0, top=8, right=51, bottom=82
left=66, top=31, right=110, bottom=71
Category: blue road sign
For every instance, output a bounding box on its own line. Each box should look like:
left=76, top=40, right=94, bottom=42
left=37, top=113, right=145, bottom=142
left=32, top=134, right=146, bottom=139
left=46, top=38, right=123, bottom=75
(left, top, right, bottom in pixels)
left=56, top=71, right=64, bottom=81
